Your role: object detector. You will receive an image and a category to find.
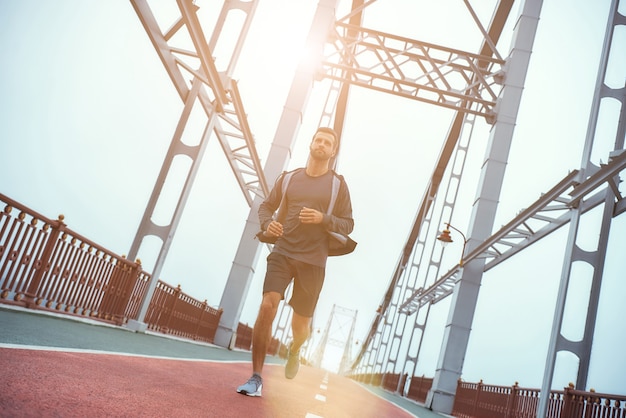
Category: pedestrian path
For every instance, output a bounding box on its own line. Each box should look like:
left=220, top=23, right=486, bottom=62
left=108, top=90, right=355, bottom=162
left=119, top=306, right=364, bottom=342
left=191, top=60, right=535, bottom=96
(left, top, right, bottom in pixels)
left=0, top=306, right=445, bottom=417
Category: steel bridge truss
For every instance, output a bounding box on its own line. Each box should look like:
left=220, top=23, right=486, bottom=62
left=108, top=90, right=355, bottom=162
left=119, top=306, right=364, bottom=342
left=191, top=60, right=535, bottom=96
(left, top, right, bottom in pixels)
left=130, top=0, right=268, bottom=206
left=352, top=1, right=625, bottom=415
left=320, top=22, right=505, bottom=122
left=399, top=150, right=626, bottom=314
left=126, top=0, right=268, bottom=328
left=209, top=0, right=516, bottom=352
left=309, top=304, right=358, bottom=375
left=123, top=1, right=624, bottom=415
left=349, top=0, right=515, bottom=376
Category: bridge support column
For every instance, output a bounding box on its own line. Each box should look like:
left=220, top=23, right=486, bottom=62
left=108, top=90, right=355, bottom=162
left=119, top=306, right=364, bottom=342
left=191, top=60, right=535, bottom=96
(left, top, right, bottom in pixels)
left=425, top=0, right=543, bottom=413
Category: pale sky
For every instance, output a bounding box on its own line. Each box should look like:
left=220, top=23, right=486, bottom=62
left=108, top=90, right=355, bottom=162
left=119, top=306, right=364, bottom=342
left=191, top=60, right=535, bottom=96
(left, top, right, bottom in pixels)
left=1, top=0, right=624, bottom=394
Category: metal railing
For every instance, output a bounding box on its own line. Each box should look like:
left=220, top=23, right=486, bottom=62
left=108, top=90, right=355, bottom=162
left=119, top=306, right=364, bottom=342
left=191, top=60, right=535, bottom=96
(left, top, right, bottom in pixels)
left=144, top=281, right=222, bottom=343
left=407, top=375, right=434, bottom=404
left=349, top=372, right=432, bottom=403
left=452, top=380, right=626, bottom=418
left=347, top=372, right=625, bottom=418
left=453, top=380, right=541, bottom=418
left=558, top=385, right=626, bottom=418
left=0, top=193, right=221, bottom=343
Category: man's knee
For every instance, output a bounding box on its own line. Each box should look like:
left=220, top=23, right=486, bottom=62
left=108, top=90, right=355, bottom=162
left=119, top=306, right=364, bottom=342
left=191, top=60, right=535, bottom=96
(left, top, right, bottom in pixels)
left=292, top=314, right=312, bottom=340
left=258, top=292, right=280, bottom=319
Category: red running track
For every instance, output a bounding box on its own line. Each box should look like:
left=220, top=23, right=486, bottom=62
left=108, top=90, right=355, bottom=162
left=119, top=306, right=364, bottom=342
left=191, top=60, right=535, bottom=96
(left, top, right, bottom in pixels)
left=0, top=347, right=416, bottom=417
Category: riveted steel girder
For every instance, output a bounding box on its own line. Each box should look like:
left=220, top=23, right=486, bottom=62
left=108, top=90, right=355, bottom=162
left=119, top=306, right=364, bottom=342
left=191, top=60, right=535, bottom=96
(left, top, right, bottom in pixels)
left=320, top=23, right=505, bottom=122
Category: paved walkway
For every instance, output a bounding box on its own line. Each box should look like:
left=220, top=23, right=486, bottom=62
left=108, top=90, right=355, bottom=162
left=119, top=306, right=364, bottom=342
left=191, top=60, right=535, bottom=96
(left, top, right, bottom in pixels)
left=0, top=306, right=445, bottom=418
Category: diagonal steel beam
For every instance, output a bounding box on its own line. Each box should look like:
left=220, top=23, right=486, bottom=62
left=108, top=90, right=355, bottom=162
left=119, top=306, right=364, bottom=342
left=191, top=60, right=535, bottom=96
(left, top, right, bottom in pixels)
left=176, top=0, right=229, bottom=109
left=131, top=0, right=192, bottom=101
left=130, top=0, right=267, bottom=205
left=213, top=80, right=269, bottom=204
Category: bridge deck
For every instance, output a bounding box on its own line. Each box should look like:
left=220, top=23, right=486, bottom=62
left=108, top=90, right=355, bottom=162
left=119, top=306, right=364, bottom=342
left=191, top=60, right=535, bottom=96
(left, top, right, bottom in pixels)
left=0, top=306, right=444, bottom=418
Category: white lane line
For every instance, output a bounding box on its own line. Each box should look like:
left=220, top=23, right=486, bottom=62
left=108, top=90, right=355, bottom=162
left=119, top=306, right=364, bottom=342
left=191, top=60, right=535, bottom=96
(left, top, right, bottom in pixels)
left=305, top=372, right=330, bottom=418
left=0, top=343, right=249, bottom=364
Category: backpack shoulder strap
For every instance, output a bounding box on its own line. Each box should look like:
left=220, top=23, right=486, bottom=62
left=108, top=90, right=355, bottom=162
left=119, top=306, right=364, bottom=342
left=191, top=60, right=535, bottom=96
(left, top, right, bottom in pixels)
left=275, top=168, right=303, bottom=222
left=326, top=174, right=341, bottom=215
left=280, top=168, right=300, bottom=197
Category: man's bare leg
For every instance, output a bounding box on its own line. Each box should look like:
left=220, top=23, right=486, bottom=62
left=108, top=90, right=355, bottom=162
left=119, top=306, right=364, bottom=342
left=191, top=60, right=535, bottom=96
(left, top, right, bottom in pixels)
left=237, top=293, right=281, bottom=397
left=252, top=292, right=281, bottom=375
left=290, top=312, right=312, bottom=352
left=285, top=311, right=311, bottom=379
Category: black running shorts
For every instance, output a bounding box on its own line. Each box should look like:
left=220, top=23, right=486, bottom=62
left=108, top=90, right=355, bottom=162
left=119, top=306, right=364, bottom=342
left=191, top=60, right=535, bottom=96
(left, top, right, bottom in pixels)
left=262, top=252, right=326, bottom=317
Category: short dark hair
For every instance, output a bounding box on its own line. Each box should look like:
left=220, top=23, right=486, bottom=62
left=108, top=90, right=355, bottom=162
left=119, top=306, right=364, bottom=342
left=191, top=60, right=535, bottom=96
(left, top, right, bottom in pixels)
left=314, top=127, right=339, bottom=148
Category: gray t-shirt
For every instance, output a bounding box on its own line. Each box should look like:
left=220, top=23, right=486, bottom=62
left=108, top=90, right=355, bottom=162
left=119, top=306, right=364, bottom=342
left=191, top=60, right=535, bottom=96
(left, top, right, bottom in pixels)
left=258, top=169, right=353, bottom=267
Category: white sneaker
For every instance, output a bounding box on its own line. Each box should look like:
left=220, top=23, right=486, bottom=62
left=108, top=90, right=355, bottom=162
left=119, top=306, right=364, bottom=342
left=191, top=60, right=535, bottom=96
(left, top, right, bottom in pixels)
left=236, top=374, right=263, bottom=397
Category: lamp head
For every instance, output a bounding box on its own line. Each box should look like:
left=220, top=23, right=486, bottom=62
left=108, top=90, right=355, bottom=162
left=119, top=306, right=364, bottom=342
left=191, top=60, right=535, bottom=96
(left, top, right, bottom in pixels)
left=437, top=228, right=453, bottom=246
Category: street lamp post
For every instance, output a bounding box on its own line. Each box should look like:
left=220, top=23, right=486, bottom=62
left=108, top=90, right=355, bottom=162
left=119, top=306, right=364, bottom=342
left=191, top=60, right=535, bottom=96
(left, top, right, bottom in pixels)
left=436, top=223, right=467, bottom=266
